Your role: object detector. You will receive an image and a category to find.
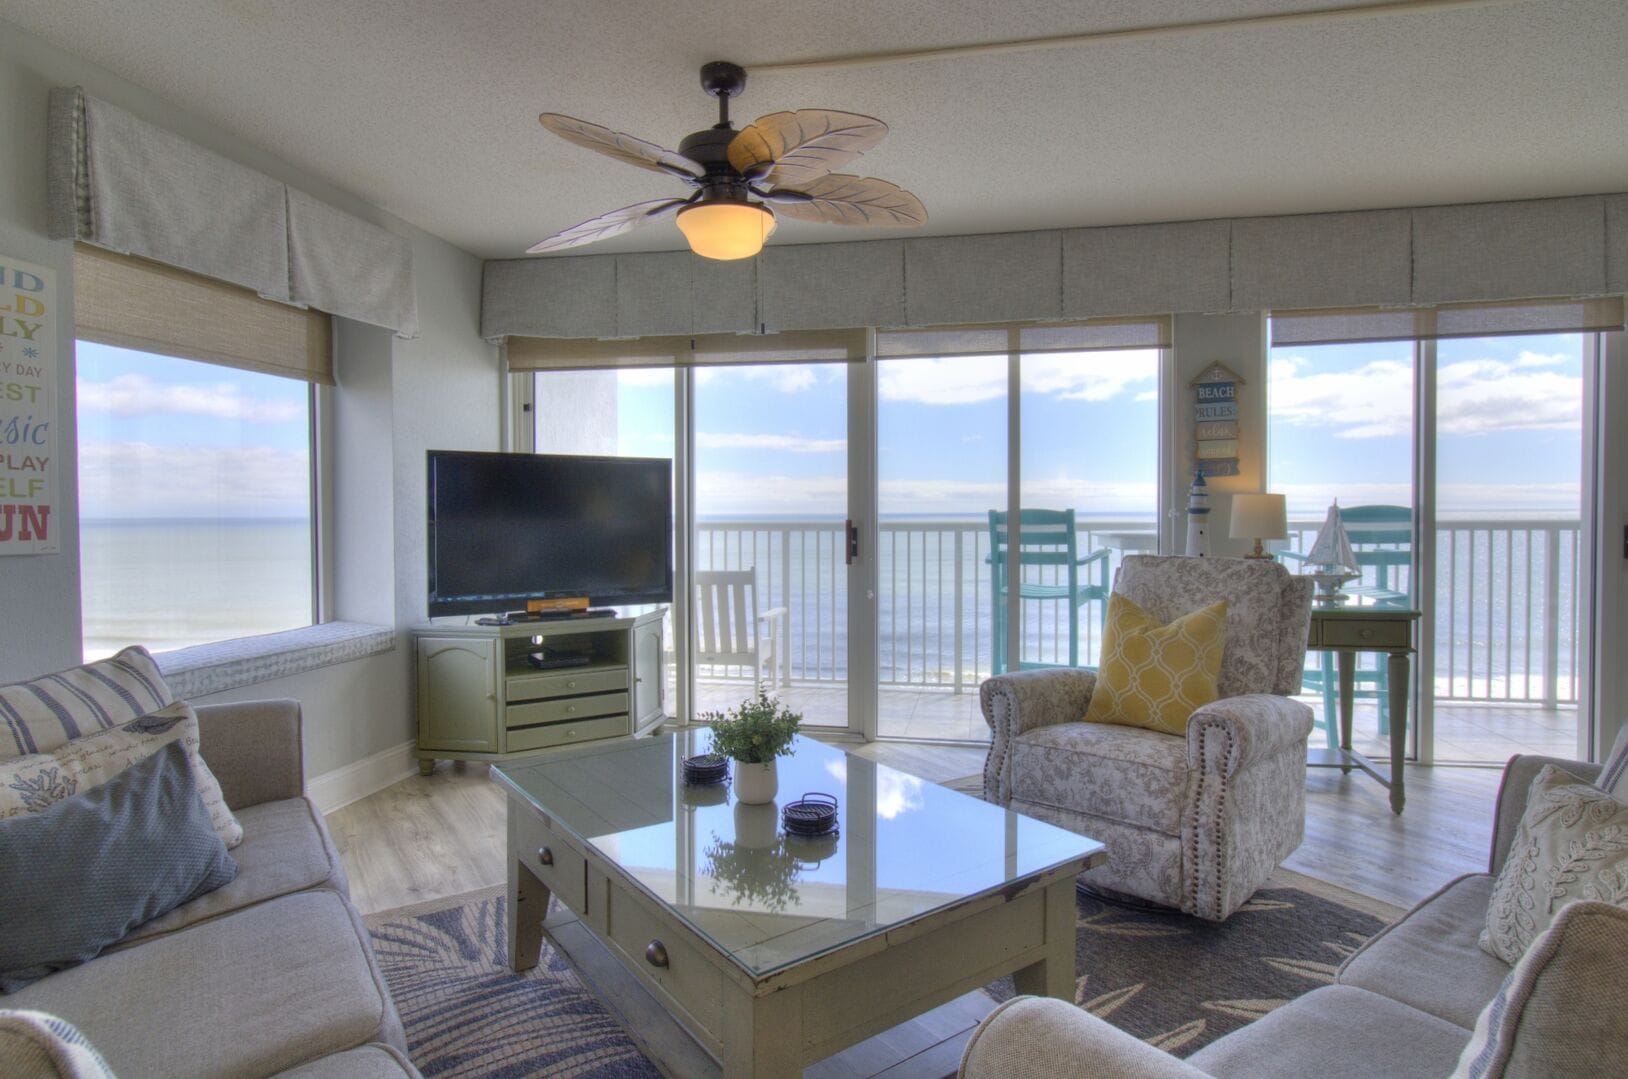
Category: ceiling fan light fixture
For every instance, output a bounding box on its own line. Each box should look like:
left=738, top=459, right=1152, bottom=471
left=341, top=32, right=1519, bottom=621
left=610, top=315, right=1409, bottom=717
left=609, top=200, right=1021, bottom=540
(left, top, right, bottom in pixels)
left=676, top=200, right=776, bottom=260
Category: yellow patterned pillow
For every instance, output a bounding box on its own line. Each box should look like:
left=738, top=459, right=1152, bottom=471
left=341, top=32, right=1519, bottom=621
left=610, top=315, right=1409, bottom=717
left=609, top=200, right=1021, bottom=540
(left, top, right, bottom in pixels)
left=1082, top=593, right=1228, bottom=735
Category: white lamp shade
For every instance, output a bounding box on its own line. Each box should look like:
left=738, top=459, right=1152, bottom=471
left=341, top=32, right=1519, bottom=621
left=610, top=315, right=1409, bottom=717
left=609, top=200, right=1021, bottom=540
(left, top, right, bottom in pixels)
left=676, top=201, right=776, bottom=261
left=1229, top=493, right=1288, bottom=540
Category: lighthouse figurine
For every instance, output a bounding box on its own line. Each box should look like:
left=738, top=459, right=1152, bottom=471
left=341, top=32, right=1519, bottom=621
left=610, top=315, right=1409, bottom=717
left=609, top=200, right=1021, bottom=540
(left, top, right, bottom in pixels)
left=1185, top=469, right=1210, bottom=557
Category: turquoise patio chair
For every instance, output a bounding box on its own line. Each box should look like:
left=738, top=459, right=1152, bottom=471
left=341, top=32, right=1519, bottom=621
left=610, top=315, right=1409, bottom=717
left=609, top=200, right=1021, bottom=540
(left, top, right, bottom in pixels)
left=987, top=509, right=1111, bottom=674
left=1281, top=504, right=1413, bottom=746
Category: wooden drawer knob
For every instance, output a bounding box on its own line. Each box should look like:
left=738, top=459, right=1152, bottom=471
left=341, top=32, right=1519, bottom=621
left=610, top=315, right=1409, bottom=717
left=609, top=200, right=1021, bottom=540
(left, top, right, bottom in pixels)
left=1359, top=628, right=1375, bottom=640
left=538, top=846, right=554, bottom=866
left=645, top=940, right=669, bottom=968
left=566, top=680, right=577, bottom=689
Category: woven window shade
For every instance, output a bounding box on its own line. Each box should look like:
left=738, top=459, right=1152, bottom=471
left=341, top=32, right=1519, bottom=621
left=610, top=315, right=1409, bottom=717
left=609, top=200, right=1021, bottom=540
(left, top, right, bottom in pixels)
left=506, top=329, right=865, bottom=371
left=1271, top=298, right=1624, bottom=347
left=73, top=244, right=332, bottom=384
left=876, top=317, right=1170, bottom=360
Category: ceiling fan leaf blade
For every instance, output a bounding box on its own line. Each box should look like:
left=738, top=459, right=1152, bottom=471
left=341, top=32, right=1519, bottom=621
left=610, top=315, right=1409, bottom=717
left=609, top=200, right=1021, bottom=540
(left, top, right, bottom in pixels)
left=539, top=113, right=704, bottom=179
left=768, top=175, right=927, bottom=228
left=526, top=198, right=685, bottom=254
left=728, top=110, right=888, bottom=189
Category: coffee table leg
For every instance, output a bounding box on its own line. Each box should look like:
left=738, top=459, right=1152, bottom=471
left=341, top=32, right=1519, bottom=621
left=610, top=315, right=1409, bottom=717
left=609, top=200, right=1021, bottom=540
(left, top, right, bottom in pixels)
left=1011, top=877, right=1076, bottom=1000
left=507, top=850, right=551, bottom=973
left=722, top=987, right=803, bottom=1079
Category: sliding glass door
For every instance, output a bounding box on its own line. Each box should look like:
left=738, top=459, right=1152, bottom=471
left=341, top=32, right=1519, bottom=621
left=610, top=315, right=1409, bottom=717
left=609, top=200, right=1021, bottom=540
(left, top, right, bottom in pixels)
left=1268, top=323, right=1593, bottom=764
left=691, top=363, right=852, bottom=732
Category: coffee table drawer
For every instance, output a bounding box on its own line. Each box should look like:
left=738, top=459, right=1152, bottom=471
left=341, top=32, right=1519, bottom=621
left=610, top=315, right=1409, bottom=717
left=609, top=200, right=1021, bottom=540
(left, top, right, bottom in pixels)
left=513, top=811, right=588, bottom=913
left=603, top=884, right=728, bottom=1040
left=1316, top=618, right=1410, bottom=650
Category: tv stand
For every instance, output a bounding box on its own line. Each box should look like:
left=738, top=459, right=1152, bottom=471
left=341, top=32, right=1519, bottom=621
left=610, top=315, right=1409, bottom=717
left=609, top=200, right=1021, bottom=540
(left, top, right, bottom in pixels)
left=414, top=607, right=666, bottom=774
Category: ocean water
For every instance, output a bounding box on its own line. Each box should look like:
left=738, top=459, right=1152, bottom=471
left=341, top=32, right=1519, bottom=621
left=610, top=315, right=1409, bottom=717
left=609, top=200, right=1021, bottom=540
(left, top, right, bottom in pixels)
left=80, top=518, right=312, bottom=661
left=78, top=515, right=1579, bottom=704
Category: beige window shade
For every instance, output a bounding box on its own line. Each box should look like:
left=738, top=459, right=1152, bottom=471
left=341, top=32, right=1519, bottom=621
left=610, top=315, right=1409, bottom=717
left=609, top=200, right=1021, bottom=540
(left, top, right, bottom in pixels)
left=1271, top=298, right=1625, bottom=348
left=876, top=316, right=1170, bottom=360
left=73, top=244, right=332, bottom=384
left=507, top=328, right=865, bottom=371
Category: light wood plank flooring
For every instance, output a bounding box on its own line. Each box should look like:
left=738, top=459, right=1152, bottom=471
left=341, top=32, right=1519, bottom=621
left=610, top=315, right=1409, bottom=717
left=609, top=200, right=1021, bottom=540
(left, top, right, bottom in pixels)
left=328, top=737, right=1501, bottom=916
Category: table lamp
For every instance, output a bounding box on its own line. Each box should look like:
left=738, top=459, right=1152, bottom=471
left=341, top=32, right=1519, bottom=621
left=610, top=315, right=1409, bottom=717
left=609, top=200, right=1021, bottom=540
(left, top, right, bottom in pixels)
left=1230, top=493, right=1287, bottom=559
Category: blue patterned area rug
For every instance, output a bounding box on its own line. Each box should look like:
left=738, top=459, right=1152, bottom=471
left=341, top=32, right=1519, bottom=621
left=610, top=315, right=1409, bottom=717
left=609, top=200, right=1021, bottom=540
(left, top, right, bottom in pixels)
left=987, top=867, right=1403, bottom=1057
left=366, top=887, right=659, bottom=1078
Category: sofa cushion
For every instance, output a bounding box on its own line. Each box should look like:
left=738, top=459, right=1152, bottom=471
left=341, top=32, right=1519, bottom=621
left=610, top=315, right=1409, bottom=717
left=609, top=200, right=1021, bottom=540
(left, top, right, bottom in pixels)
left=0, top=701, right=242, bottom=848
left=1011, top=720, right=1190, bottom=835
left=1188, top=985, right=1470, bottom=1079
left=1338, top=873, right=1511, bottom=1029
left=7, top=889, right=406, bottom=1076
left=1453, top=901, right=1628, bottom=1078
left=272, top=1044, right=420, bottom=1078
left=0, top=646, right=172, bottom=760
left=1481, top=764, right=1628, bottom=965
left=0, top=742, right=238, bottom=991
left=114, top=795, right=348, bottom=949
left=0, top=1010, right=116, bottom=1078
left=1083, top=594, right=1227, bottom=736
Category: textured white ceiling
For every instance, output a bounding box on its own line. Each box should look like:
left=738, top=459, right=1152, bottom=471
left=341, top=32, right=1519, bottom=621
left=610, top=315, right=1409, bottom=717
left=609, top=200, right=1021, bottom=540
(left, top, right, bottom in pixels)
left=4, top=0, right=1625, bottom=259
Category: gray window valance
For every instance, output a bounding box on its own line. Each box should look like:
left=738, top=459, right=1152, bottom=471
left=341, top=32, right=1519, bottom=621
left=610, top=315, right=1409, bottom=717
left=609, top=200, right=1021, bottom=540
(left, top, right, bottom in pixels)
left=482, top=192, right=1627, bottom=343
left=47, top=87, right=418, bottom=338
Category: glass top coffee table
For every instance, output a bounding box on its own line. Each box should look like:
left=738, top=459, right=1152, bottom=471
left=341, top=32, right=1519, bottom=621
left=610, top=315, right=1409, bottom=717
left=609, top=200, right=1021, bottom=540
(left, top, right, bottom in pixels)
left=493, top=731, right=1104, bottom=1077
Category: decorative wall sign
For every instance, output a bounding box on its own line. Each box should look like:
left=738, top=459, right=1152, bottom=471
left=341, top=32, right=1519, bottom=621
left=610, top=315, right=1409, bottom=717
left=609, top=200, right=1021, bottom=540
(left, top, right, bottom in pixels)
left=0, top=255, right=57, bottom=555
left=1189, top=361, right=1243, bottom=478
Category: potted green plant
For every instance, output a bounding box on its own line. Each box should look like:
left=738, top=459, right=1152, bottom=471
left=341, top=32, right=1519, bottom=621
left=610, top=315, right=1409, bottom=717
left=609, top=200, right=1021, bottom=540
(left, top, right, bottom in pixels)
left=702, top=688, right=801, bottom=804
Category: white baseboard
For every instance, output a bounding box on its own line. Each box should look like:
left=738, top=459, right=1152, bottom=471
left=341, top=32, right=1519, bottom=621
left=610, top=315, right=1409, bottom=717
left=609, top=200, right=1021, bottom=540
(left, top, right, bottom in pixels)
left=308, top=739, right=418, bottom=815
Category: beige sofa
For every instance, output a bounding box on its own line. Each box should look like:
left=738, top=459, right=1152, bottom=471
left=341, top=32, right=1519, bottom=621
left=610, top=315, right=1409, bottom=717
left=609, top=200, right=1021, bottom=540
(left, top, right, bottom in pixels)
left=7, top=699, right=420, bottom=1078
left=959, top=752, right=1619, bottom=1078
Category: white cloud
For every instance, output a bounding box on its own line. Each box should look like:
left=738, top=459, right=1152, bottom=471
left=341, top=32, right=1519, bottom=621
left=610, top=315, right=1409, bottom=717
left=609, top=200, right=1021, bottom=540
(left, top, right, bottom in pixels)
left=697, top=432, right=845, bottom=454
left=78, top=441, right=310, bottom=518
left=1513, top=351, right=1566, bottom=368
left=878, top=351, right=1156, bottom=406
left=77, top=374, right=304, bottom=423
left=1269, top=352, right=1580, bottom=439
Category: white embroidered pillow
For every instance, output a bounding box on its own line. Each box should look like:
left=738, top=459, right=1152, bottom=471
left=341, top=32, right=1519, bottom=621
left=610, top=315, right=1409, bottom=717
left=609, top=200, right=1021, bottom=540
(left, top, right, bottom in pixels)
left=0, top=701, right=242, bottom=848
left=1480, top=764, right=1628, bottom=965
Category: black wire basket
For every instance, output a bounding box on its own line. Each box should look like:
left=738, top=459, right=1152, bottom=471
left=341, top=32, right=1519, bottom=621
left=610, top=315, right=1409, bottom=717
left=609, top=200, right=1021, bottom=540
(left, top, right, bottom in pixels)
left=682, top=753, right=729, bottom=787
left=781, top=792, right=839, bottom=837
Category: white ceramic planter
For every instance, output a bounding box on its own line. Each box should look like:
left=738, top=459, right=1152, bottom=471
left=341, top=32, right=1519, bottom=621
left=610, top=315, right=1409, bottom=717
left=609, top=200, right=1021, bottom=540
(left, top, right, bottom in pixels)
left=732, top=801, right=779, bottom=847
left=733, top=759, right=778, bottom=805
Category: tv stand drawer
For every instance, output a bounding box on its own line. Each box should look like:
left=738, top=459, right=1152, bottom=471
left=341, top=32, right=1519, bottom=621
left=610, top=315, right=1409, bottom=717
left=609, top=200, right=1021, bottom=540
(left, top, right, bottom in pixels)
left=505, top=713, right=628, bottom=753
left=507, top=666, right=628, bottom=703
left=507, top=691, right=629, bottom=729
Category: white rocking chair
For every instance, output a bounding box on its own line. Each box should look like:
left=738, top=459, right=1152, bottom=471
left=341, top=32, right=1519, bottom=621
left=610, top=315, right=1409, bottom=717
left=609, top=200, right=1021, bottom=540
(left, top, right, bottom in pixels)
left=693, top=569, right=788, bottom=695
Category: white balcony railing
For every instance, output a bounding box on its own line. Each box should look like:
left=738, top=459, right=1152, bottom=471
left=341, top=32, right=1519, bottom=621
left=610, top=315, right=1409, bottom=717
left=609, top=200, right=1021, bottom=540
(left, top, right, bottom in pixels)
left=695, top=516, right=1582, bottom=706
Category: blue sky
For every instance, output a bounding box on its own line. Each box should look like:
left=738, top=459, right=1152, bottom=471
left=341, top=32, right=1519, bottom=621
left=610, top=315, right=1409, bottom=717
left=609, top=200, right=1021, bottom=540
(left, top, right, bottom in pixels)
left=607, top=334, right=1580, bottom=521
left=77, top=330, right=1582, bottom=523
left=1269, top=333, right=1583, bottom=519
left=75, top=341, right=311, bottom=519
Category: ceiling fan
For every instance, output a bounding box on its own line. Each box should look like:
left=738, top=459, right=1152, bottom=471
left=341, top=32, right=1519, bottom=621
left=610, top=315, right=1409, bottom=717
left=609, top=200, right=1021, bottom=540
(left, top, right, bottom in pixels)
left=529, top=60, right=927, bottom=260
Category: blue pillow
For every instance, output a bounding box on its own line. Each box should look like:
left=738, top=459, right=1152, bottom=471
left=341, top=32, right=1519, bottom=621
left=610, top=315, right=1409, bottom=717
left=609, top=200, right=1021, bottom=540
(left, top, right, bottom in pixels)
left=0, top=741, right=238, bottom=991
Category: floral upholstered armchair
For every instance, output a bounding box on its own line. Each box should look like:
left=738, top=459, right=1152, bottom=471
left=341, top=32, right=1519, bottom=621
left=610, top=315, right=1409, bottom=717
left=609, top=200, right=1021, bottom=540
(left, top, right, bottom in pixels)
left=980, top=556, right=1316, bottom=921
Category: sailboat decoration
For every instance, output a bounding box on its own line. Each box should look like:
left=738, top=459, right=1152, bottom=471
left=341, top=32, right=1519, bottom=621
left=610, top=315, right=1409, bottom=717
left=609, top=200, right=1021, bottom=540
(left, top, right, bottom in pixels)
left=1303, top=500, right=1361, bottom=605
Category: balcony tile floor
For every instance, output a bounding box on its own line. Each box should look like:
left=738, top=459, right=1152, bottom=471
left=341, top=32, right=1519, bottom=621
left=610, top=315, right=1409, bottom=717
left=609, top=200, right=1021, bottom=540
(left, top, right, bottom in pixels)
left=694, top=677, right=1578, bottom=760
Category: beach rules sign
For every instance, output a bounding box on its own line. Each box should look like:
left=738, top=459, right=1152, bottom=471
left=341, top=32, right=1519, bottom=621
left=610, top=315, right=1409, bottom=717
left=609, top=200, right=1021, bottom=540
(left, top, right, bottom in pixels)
left=0, top=255, right=57, bottom=555
left=1190, top=361, right=1242, bottom=479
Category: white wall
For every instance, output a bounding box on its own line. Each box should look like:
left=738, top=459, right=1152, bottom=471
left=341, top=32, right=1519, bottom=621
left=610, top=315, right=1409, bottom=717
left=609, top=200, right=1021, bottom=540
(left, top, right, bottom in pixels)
left=0, top=20, right=499, bottom=780
left=1169, top=313, right=1268, bottom=558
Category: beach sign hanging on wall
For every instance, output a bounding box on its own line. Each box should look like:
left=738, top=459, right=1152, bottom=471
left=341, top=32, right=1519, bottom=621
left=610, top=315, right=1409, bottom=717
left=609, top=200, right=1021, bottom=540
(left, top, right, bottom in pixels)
left=1190, top=361, right=1242, bottom=478
left=0, top=255, right=56, bottom=555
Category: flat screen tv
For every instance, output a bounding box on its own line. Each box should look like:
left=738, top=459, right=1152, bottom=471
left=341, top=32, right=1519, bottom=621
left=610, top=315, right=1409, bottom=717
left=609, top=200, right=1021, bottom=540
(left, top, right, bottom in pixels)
left=426, top=450, right=673, bottom=616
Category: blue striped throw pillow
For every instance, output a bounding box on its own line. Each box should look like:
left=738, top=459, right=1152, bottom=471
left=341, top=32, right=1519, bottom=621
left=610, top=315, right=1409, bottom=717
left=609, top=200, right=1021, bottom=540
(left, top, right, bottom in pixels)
left=0, top=646, right=173, bottom=761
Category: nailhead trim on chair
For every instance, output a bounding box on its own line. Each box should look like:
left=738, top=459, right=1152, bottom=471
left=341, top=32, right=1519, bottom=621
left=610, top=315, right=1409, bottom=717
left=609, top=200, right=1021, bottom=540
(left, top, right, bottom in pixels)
left=980, top=678, right=1015, bottom=804
left=1186, top=717, right=1238, bottom=921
